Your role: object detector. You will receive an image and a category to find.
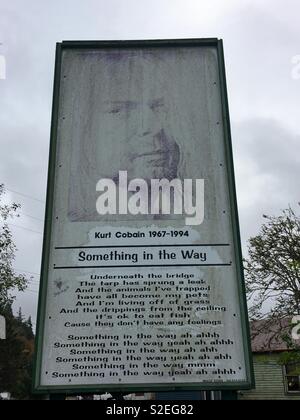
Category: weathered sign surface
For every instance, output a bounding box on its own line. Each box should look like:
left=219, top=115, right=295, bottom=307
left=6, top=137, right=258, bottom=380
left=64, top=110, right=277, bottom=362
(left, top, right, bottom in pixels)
left=34, top=39, right=253, bottom=393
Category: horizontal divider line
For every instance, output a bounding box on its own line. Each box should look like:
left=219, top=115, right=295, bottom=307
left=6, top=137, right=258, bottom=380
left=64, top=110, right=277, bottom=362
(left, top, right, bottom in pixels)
left=53, top=263, right=232, bottom=270
left=55, top=243, right=230, bottom=250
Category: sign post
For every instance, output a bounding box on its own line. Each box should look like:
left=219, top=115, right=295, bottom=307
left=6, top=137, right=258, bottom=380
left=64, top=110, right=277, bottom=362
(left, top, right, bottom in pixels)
left=0, top=315, right=5, bottom=340
left=34, top=39, right=254, bottom=395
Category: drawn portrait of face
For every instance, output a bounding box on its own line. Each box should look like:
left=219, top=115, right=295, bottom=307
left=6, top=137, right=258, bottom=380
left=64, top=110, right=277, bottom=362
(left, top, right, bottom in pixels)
left=68, top=50, right=184, bottom=222
left=98, top=96, right=180, bottom=184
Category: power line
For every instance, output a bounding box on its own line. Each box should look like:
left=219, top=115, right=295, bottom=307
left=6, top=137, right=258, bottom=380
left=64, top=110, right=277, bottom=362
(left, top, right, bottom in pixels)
left=1, top=201, right=44, bottom=224
left=3, top=198, right=45, bottom=220
left=14, top=269, right=41, bottom=285
left=19, top=211, right=44, bottom=222
left=5, top=188, right=45, bottom=204
left=15, top=268, right=40, bottom=276
left=17, top=276, right=40, bottom=285
left=7, top=222, right=43, bottom=235
left=26, top=277, right=40, bottom=285
left=28, top=281, right=40, bottom=287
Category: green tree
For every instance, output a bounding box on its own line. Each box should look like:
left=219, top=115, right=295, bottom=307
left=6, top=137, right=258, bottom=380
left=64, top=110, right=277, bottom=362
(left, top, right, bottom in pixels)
left=0, top=184, right=28, bottom=311
left=244, top=206, right=300, bottom=346
left=0, top=184, right=33, bottom=398
left=0, top=304, right=35, bottom=399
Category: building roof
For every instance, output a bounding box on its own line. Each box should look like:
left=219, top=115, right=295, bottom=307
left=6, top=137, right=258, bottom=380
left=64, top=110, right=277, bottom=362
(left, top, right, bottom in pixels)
left=251, top=318, right=298, bottom=353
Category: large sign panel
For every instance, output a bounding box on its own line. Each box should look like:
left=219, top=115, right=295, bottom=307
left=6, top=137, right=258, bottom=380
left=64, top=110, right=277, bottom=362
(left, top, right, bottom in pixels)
left=34, top=39, right=253, bottom=392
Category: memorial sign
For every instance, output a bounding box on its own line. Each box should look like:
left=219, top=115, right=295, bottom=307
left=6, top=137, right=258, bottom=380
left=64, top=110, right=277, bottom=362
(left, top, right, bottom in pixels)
left=34, top=39, right=253, bottom=393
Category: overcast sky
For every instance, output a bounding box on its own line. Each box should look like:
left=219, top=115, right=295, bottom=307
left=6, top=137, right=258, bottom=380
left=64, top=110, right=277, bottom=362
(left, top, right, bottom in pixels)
left=0, top=0, right=299, bottom=326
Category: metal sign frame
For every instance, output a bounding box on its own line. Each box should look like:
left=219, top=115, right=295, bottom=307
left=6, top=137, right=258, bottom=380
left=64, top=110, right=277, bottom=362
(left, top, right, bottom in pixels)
left=33, top=38, right=254, bottom=394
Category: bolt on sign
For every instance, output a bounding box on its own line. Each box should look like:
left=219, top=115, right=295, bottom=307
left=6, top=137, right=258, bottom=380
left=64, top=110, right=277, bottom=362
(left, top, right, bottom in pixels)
left=33, top=39, right=254, bottom=394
